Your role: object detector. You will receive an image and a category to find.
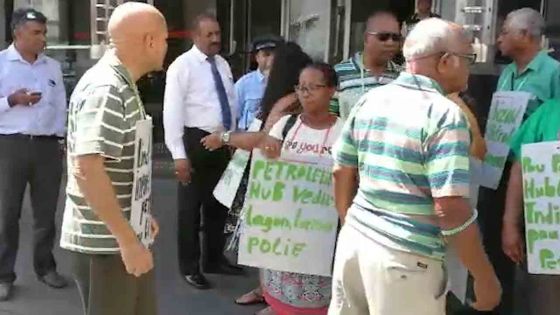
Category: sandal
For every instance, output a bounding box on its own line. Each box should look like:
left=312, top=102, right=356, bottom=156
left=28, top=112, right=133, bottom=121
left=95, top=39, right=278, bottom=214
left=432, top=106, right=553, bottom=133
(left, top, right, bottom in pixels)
left=235, top=288, right=265, bottom=305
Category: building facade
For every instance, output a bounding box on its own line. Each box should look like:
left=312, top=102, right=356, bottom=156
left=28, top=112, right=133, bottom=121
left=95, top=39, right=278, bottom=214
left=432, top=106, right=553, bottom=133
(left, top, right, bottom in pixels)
left=1, top=0, right=559, bottom=143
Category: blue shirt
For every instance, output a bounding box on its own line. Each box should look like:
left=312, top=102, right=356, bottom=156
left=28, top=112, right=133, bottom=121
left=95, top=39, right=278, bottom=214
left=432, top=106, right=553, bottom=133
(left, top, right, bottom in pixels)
left=0, top=44, right=67, bottom=136
left=235, top=69, right=266, bottom=130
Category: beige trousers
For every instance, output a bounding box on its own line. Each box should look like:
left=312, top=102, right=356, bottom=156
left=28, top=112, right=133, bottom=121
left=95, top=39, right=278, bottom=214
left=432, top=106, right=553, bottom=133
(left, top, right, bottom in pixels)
left=328, top=224, right=447, bottom=315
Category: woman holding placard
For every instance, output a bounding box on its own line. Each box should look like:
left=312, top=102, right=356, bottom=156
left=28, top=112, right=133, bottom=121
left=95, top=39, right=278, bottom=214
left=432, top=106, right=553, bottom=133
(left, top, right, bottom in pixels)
left=201, top=42, right=312, bottom=310
left=258, top=63, right=343, bottom=315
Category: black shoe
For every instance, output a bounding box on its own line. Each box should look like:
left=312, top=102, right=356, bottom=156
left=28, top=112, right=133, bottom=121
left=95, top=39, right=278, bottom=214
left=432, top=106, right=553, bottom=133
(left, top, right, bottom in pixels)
left=184, top=273, right=210, bottom=290
left=0, top=283, right=12, bottom=301
left=204, top=263, right=244, bottom=275
left=38, top=271, right=68, bottom=289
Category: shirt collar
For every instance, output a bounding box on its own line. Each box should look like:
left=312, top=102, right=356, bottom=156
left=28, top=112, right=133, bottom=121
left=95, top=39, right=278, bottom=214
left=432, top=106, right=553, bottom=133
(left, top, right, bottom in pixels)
left=256, top=69, right=266, bottom=82
left=512, top=50, right=548, bottom=77
left=393, top=72, right=445, bottom=95
left=7, top=44, right=47, bottom=64
left=191, top=45, right=210, bottom=63
left=101, top=51, right=136, bottom=87
left=353, top=52, right=401, bottom=74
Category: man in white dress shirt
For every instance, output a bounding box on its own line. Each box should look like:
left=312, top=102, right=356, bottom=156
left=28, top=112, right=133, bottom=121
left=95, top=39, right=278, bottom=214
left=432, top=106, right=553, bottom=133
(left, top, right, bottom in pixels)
left=164, top=13, right=241, bottom=290
left=0, top=8, right=67, bottom=300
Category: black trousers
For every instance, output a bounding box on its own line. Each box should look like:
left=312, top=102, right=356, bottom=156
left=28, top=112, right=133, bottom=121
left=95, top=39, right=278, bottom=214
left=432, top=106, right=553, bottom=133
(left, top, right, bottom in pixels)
left=71, top=252, right=157, bottom=315
left=0, top=135, right=62, bottom=283
left=476, top=162, right=515, bottom=315
left=177, top=128, right=230, bottom=275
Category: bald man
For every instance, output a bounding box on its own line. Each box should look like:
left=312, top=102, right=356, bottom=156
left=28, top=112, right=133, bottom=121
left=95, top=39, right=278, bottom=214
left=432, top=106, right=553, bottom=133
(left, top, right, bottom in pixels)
left=330, top=19, right=500, bottom=314
left=60, top=3, right=167, bottom=315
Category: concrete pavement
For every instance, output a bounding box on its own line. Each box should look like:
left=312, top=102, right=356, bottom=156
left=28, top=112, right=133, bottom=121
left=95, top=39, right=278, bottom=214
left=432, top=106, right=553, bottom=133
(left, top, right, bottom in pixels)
left=0, top=178, right=262, bottom=315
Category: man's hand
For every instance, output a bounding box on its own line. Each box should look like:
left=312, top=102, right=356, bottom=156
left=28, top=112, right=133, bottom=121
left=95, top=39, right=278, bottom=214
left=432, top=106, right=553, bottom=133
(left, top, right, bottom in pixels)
left=201, top=132, right=223, bottom=151
left=502, top=222, right=525, bottom=264
left=260, top=136, right=281, bottom=159
left=150, top=217, right=160, bottom=240
left=8, top=88, right=42, bottom=107
left=471, top=273, right=502, bottom=311
left=120, top=241, right=154, bottom=277
left=174, top=159, right=193, bottom=185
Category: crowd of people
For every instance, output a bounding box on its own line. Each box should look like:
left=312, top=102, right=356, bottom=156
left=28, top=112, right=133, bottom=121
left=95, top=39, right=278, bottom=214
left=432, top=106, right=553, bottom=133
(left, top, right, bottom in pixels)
left=0, top=1, right=560, bottom=315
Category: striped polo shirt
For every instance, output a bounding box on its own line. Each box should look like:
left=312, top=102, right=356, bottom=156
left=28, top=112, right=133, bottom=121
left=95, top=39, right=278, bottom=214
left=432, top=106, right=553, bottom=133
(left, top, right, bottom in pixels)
left=330, top=52, right=401, bottom=121
left=333, top=72, right=470, bottom=260
left=61, top=53, right=146, bottom=254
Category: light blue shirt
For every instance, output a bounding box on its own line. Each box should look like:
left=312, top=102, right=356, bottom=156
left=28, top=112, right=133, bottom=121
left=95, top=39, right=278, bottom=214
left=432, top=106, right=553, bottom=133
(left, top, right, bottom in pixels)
left=235, top=69, right=266, bottom=130
left=0, top=44, right=67, bottom=136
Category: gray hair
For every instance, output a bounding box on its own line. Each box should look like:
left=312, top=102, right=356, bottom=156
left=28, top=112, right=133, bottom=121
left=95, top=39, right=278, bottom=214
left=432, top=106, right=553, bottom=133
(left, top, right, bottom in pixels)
left=506, top=8, right=544, bottom=38
left=403, top=18, right=468, bottom=61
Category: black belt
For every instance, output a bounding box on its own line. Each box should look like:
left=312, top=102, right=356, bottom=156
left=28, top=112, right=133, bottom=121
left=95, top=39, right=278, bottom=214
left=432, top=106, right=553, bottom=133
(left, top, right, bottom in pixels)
left=0, top=134, right=62, bottom=141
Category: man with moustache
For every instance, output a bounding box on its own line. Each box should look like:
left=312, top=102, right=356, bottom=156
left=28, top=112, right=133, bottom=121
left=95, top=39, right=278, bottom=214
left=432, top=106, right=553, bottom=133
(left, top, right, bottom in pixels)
left=164, top=13, right=240, bottom=290
left=330, top=11, right=401, bottom=121
left=60, top=3, right=167, bottom=314
left=0, top=8, right=68, bottom=300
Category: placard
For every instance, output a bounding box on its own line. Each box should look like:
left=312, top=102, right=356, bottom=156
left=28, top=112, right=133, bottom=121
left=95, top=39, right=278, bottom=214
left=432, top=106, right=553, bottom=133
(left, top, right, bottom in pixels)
left=521, top=141, right=560, bottom=274
left=481, top=91, right=531, bottom=189
left=238, top=151, right=338, bottom=277
left=131, top=118, right=153, bottom=247
left=213, top=119, right=262, bottom=208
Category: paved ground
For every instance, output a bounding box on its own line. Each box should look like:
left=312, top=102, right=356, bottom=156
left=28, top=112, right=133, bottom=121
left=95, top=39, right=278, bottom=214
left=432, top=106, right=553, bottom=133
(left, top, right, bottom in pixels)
left=0, top=178, right=262, bottom=315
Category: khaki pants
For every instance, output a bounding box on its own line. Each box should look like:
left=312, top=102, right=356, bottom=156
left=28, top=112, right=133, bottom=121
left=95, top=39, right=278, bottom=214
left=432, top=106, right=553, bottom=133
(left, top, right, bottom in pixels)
left=328, top=225, right=447, bottom=315
left=71, top=252, right=157, bottom=315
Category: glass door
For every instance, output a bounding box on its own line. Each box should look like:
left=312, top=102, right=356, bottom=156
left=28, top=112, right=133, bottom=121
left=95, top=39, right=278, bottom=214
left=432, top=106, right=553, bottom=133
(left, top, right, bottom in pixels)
left=224, top=0, right=282, bottom=78
left=282, top=0, right=335, bottom=62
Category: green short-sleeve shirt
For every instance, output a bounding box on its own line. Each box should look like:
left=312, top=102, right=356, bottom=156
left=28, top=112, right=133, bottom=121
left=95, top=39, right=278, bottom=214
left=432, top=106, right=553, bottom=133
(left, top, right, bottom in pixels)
left=510, top=99, right=560, bottom=159
left=497, top=51, right=560, bottom=120
left=61, top=53, right=146, bottom=254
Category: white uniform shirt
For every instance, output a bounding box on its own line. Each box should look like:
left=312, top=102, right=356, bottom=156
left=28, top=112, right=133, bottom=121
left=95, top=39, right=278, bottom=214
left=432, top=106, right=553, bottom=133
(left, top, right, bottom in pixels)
left=0, top=44, right=67, bottom=137
left=163, top=45, right=236, bottom=160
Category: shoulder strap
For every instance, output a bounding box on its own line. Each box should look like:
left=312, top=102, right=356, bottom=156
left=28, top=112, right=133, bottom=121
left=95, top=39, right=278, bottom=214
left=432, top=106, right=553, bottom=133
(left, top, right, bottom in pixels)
left=281, top=114, right=298, bottom=142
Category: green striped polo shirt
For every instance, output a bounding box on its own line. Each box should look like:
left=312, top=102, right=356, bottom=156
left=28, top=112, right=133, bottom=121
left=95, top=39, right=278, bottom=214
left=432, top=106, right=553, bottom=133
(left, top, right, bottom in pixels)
left=330, top=52, right=401, bottom=121
left=61, top=53, right=146, bottom=254
left=333, top=72, right=470, bottom=260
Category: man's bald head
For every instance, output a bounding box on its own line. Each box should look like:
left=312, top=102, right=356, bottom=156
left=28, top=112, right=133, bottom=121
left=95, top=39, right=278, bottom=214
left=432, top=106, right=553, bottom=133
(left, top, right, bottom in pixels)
left=107, top=2, right=168, bottom=80
left=403, top=18, right=474, bottom=94
left=108, top=2, right=165, bottom=46
left=403, top=18, right=470, bottom=62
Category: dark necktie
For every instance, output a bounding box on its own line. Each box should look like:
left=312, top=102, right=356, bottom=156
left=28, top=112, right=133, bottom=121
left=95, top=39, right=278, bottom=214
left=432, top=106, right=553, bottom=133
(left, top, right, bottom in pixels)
left=207, top=56, right=232, bottom=130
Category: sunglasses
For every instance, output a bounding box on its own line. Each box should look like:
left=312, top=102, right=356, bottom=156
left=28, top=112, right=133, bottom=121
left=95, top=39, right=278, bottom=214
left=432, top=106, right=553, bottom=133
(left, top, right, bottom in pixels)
left=367, top=31, right=402, bottom=42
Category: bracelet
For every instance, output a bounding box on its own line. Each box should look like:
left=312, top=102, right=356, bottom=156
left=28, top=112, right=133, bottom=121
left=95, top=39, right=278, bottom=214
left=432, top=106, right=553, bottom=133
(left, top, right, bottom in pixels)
left=441, top=209, right=478, bottom=236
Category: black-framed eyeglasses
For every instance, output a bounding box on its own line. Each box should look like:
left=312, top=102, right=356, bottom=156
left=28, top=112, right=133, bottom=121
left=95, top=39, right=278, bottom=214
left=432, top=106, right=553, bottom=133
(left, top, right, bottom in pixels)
left=366, top=31, right=402, bottom=42
left=294, top=84, right=327, bottom=94
left=447, top=52, right=477, bottom=65
left=410, top=51, right=477, bottom=65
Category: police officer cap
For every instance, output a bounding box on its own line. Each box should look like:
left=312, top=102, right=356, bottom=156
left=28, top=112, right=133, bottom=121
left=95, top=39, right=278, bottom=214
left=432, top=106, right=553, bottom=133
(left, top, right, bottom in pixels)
left=252, top=35, right=284, bottom=52
left=11, top=8, right=47, bottom=31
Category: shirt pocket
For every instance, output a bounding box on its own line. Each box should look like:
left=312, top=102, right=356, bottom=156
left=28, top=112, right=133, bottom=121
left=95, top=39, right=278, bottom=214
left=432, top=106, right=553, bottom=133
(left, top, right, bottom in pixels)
left=44, top=78, right=58, bottom=106
left=244, top=93, right=262, bottom=112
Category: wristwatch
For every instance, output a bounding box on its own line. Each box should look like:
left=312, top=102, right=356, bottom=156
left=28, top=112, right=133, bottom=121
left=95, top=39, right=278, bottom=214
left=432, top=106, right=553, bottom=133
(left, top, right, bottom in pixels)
left=221, top=131, right=231, bottom=145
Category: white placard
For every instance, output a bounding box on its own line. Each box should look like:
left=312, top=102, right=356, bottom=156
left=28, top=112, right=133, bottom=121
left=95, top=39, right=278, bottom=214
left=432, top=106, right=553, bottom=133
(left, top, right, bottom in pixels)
left=481, top=91, right=531, bottom=189
left=521, top=141, right=560, bottom=274
left=238, top=151, right=338, bottom=277
left=130, top=117, right=153, bottom=247
left=213, top=119, right=262, bottom=208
